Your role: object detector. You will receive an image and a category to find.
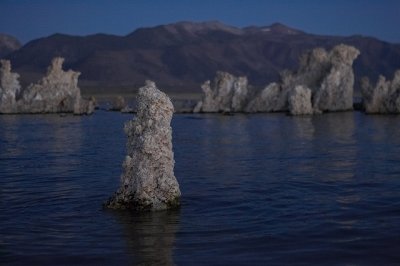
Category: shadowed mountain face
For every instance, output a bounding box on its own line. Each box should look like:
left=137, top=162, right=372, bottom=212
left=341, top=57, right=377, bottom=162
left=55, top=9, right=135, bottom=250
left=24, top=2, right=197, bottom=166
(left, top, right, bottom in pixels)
left=0, top=34, right=21, bottom=58
left=5, top=21, right=400, bottom=92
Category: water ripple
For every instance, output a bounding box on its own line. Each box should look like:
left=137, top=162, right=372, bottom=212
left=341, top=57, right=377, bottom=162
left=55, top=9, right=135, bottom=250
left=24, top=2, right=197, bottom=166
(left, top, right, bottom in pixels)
left=0, top=112, right=400, bottom=265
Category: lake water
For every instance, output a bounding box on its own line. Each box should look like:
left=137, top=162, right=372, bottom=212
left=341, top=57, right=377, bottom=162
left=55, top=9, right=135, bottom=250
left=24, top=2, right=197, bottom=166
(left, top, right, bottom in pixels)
left=1, top=111, right=400, bottom=265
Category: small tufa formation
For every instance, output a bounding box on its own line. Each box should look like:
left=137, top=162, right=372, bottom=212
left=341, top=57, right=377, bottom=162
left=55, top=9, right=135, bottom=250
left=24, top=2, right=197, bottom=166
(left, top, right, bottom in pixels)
left=111, top=96, right=134, bottom=113
left=361, top=70, right=400, bottom=114
left=309, top=44, right=360, bottom=112
left=245, top=82, right=287, bottom=113
left=196, top=44, right=360, bottom=115
left=105, top=80, right=181, bottom=211
left=0, top=59, right=21, bottom=113
left=111, top=95, right=127, bottom=111
left=250, top=44, right=360, bottom=114
left=0, top=58, right=94, bottom=115
left=19, top=57, right=94, bottom=114
left=193, top=71, right=250, bottom=113
left=288, top=85, right=313, bottom=115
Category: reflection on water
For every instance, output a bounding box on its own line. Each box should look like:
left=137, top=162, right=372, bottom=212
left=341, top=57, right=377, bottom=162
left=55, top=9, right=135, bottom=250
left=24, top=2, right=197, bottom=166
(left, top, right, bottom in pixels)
left=193, top=112, right=360, bottom=183
left=0, top=115, right=24, bottom=157
left=111, top=210, right=180, bottom=266
left=1, top=111, right=400, bottom=265
left=311, top=112, right=357, bottom=181
left=198, top=114, right=253, bottom=181
left=316, top=112, right=356, bottom=143
left=292, top=116, right=315, bottom=141
left=0, top=115, right=84, bottom=201
left=0, top=114, right=83, bottom=169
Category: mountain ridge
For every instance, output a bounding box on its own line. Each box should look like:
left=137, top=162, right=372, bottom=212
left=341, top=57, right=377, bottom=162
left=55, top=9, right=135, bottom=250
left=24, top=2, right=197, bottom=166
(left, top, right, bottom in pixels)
left=0, top=33, right=21, bottom=58
left=3, top=21, right=400, bottom=92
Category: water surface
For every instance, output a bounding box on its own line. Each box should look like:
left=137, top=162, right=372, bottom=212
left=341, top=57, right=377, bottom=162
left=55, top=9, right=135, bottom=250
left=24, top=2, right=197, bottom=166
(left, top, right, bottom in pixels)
left=1, top=111, right=399, bottom=265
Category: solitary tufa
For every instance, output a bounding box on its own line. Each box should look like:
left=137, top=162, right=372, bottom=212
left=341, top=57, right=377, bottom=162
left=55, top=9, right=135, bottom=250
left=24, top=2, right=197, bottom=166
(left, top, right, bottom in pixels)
left=105, top=80, right=181, bottom=211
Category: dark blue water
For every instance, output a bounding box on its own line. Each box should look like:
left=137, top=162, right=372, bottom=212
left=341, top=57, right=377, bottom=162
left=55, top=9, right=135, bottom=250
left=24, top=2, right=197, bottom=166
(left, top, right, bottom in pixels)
left=1, top=111, right=400, bottom=265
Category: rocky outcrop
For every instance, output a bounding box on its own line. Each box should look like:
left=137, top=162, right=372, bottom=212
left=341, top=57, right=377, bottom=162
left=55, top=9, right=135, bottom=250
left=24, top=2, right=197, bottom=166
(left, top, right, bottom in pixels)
left=19, top=57, right=94, bottom=114
left=0, top=60, right=21, bottom=113
left=245, top=82, right=287, bottom=112
left=310, top=44, right=360, bottom=112
left=105, top=81, right=181, bottom=211
left=110, top=95, right=127, bottom=111
left=251, top=44, right=359, bottom=114
left=288, top=85, right=314, bottom=115
left=0, top=58, right=94, bottom=115
left=197, top=44, right=360, bottom=115
left=193, top=72, right=250, bottom=113
left=361, top=70, right=400, bottom=113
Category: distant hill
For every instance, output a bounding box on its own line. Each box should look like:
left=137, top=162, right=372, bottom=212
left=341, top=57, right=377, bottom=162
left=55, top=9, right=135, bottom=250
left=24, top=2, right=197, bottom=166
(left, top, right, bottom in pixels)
left=0, top=33, right=21, bottom=58
left=4, top=21, right=400, bottom=93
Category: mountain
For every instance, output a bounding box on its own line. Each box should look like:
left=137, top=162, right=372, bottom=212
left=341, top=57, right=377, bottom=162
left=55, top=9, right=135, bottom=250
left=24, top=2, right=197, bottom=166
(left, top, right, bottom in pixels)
left=5, top=21, right=400, bottom=93
left=0, top=34, right=21, bottom=58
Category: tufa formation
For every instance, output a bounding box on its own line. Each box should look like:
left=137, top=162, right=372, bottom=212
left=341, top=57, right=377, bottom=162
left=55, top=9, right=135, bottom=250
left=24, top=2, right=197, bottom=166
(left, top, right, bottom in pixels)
left=288, top=85, right=314, bottom=115
left=248, top=44, right=360, bottom=114
left=194, top=44, right=360, bottom=115
left=361, top=70, right=400, bottom=114
left=0, top=58, right=94, bottom=115
left=193, top=71, right=250, bottom=113
left=105, top=81, right=181, bottom=211
left=245, top=82, right=287, bottom=113
left=0, top=59, right=20, bottom=113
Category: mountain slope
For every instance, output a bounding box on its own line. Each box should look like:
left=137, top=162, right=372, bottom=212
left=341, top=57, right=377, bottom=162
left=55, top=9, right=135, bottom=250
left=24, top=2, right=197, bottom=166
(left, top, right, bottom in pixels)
left=0, top=33, right=21, bottom=58
left=5, top=21, right=400, bottom=92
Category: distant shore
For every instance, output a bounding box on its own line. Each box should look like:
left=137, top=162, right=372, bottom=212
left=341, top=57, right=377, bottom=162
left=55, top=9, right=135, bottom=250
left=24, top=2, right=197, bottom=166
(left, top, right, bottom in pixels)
left=81, top=88, right=202, bottom=113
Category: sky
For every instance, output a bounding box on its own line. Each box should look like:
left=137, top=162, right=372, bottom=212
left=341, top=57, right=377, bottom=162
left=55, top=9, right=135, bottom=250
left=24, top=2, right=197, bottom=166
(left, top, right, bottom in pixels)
left=0, top=0, right=399, bottom=44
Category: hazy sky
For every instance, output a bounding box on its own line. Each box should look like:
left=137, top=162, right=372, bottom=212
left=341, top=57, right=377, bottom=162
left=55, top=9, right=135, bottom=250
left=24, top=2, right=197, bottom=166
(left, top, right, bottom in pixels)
left=0, top=0, right=399, bottom=44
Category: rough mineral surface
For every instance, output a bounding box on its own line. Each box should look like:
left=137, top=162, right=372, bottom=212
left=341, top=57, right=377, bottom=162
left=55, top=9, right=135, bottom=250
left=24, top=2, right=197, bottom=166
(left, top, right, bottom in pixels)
left=283, top=44, right=360, bottom=113
left=111, top=95, right=127, bottom=111
left=197, top=44, right=360, bottom=115
left=361, top=70, right=400, bottom=113
left=19, top=57, right=94, bottom=114
left=105, top=80, right=181, bottom=211
left=0, top=57, right=94, bottom=115
left=0, top=60, right=21, bottom=113
left=193, top=72, right=250, bottom=113
left=313, top=45, right=360, bottom=112
left=288, top=85, right=313, bottom=115
left=245, top=82, right=287, bottom=113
